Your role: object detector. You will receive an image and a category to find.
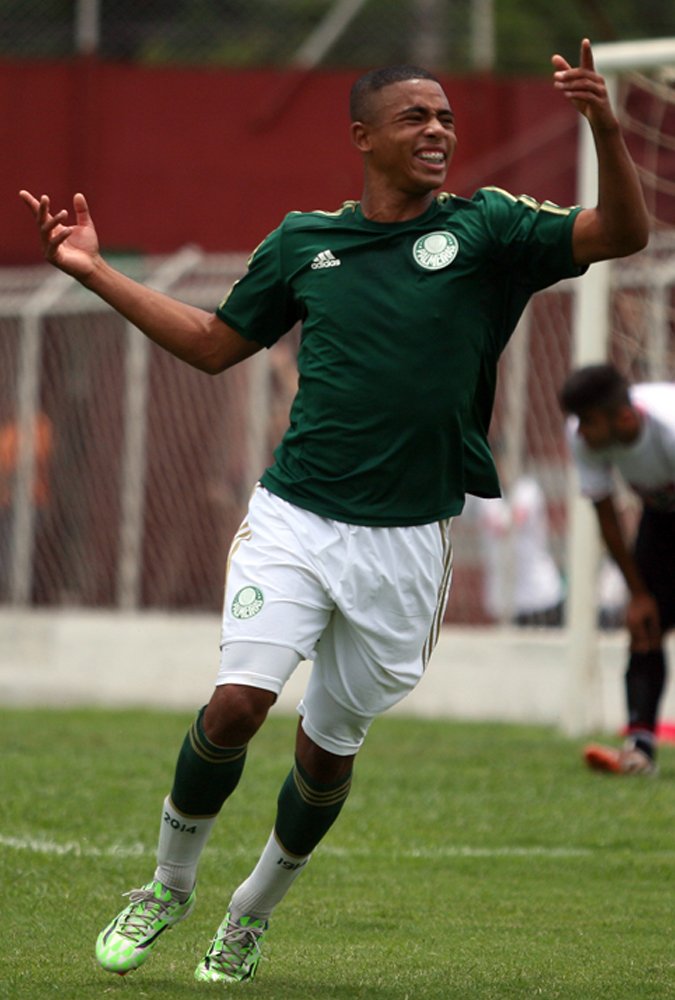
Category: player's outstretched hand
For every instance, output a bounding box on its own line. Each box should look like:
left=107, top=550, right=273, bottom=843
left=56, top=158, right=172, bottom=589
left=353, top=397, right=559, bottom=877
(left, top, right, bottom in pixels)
left=18, top=190, right=100, bottom=281
left=551, top=38, right=617, bottom=131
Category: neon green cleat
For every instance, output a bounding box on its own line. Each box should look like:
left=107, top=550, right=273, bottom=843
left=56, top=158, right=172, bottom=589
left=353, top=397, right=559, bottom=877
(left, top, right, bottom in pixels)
left=96, top=879, right=195, bottom=975
left=194, top=911, right=268, bottom=983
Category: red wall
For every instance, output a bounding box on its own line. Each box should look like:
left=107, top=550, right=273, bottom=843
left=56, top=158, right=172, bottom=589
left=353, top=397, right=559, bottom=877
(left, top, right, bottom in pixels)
left=4, top=59, right=579, bottom=265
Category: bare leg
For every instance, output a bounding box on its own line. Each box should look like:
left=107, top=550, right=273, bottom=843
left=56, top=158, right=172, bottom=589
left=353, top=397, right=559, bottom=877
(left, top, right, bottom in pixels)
left=203, top=683, right=277, bottom=746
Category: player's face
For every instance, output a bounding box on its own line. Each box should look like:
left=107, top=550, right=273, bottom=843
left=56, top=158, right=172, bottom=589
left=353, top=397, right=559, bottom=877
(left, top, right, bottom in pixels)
left=575, top=408, right=616, bottom=449
left=355, top=79, right=457, bottom=195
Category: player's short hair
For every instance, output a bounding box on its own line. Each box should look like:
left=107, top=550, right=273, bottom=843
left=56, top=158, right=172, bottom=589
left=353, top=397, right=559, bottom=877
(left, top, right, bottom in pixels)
left=559, top=363, right=631, bottom=416
left=349, top=65, right=441, bottom=122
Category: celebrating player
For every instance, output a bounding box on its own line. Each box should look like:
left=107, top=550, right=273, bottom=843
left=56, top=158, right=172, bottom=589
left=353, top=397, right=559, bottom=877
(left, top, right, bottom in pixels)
left=20, top=39, right=648, bottom=984
left=560, top=364, right=675, bottom=775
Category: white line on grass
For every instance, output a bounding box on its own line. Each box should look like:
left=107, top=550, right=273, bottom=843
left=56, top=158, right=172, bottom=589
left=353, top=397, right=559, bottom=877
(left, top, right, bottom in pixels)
left=324, top=845, right=595, bottom=859
left=0, top=833, right=148, bottom=858
left=1, top=832, right=594, bottom=861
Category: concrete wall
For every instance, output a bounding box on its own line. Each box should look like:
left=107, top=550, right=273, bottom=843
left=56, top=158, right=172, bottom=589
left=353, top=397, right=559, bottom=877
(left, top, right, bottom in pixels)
left=5, top=59, right=577, bottom=265
left=2, top=609, right=674, bottom=736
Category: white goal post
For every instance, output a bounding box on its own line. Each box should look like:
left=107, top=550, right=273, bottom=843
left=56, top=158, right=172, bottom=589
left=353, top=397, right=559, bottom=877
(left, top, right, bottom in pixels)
left=562, top=37, right=675, bottom=735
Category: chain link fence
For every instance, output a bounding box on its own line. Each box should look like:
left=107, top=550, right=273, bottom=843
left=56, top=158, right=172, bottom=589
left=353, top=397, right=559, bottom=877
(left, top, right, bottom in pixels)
left=2, top=1, right=675, bottom=74
left=3, top=23, right=675, bottom=626
left=3, top=244, right=673, bottom=621
left=1, top=0, right=473, bottom=70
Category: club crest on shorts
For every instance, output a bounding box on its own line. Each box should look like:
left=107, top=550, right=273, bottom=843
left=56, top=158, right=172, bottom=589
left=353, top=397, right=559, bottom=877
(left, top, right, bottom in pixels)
left=412, top=231, right=459, bottom=270
left=232, top=585, right=264, bottom=619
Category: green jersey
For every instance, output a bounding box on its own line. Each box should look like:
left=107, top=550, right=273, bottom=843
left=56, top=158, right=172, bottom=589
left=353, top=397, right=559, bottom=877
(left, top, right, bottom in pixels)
left=217, top=188, right=583, bottom=526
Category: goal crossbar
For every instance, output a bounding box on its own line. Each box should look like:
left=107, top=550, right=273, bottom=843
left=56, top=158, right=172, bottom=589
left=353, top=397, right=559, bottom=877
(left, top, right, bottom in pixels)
left=592, top=37, right=675, bottom=73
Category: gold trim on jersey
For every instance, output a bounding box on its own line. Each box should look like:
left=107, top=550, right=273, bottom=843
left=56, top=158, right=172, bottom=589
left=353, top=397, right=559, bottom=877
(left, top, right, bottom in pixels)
left=218, top=203, right=359, bottom=309
left=481, top=185, right=577, bottom=216
left=218, top=236, right=270, bottom=310
left=288, top=200, right=359, bottom=219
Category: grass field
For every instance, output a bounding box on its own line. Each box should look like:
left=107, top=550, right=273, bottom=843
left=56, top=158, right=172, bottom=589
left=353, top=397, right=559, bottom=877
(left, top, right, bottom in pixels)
left=1, top=708, right=674, bottom=1000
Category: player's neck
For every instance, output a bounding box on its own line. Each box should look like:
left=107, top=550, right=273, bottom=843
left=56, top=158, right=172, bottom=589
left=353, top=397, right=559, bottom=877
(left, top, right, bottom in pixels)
left=359, top=185, right=437, bottom=223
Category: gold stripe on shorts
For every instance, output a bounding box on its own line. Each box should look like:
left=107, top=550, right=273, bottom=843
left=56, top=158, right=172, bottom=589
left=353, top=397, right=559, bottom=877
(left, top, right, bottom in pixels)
left=223, top=483, right=261, bottom=586
left=422, top=518, right=453, bottom=668
left=224, top=519, right=252, bottom=586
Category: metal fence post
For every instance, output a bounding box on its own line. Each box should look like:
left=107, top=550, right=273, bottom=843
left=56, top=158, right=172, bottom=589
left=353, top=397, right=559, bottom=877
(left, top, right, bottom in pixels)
left=12, top=271, right=72, bottom=605
left=115, top=246, right=203, bottom=610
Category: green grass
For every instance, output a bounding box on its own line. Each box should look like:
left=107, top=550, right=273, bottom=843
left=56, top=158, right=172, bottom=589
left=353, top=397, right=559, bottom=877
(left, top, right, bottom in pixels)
left=1, top=709, right=674, bottom=999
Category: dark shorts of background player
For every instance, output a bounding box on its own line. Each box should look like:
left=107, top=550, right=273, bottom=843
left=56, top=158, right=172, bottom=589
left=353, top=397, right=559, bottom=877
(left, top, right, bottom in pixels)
left=634, top=506, right=675, bottom=633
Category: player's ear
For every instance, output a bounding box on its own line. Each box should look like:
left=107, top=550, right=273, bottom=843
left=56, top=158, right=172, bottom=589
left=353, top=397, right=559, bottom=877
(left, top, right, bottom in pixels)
left=351, top=120, right=373, bottom=152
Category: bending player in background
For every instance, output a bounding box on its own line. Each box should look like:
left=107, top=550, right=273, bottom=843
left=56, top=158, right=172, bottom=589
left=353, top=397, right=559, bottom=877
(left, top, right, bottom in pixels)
left=20, top=39, right=647, bottom=986
left=560, top=364, right=675, bottom=776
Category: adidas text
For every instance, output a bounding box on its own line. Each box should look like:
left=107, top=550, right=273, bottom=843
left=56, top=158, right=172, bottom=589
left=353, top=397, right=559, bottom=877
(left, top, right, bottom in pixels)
left=311, top=250, right=341, bottom=269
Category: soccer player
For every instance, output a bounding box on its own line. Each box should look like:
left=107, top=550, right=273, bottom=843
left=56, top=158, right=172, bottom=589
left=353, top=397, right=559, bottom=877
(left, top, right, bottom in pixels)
left=560, top=364, right=675, bottom=776
left=20, top=39, right=648, bottom=983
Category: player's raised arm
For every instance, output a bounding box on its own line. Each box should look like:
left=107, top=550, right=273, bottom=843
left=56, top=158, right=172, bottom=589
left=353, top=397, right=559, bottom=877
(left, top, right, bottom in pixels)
left=18, top=189, right=261, bottom=374
left=552, top=38, right=649, bottom=266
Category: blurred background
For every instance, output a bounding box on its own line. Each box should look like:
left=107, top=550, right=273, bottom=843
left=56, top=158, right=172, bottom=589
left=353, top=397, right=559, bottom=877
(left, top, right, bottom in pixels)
left=1, top=0, right=674, bottom=72
left=2, top=1, right=675, bottom=628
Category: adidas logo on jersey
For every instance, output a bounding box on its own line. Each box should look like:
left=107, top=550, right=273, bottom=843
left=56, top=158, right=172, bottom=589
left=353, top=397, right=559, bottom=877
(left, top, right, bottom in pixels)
left=311, top=249, right=341, bottom=269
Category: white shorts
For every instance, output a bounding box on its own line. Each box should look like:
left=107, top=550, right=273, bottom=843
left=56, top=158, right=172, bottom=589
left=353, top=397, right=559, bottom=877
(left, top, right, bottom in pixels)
left=216, top=486, right=453, bottom=754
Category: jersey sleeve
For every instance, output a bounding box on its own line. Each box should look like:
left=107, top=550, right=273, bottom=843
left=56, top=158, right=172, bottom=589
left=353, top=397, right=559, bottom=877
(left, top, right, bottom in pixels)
left=215, top=221, right=302, bottom=348
left=476, top=187, right=586, bottom=291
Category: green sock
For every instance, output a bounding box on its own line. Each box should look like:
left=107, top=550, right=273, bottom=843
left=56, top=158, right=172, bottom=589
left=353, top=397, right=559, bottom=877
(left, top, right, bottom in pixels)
left=170, top=706, right=247, bottom=816
left=274, top=756, right=353, bottom=857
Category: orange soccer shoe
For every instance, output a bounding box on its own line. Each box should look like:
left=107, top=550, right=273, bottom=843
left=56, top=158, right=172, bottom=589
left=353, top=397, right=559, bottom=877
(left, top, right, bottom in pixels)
left=583, top=742, right=656, bottom=776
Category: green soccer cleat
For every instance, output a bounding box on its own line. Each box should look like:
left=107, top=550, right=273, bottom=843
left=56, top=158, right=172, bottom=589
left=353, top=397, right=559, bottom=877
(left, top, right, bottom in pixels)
left=194, top=911, right=268, bottom=983
left=96, top=879, right=196, bottom=975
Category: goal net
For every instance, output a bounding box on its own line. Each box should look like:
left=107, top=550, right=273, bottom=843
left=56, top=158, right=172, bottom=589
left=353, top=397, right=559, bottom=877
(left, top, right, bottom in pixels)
left=452, top=40, right=675, bottom=736
left=449, top=42, right=675, bottom=654
left=556, top=40, right=675, bottom=733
